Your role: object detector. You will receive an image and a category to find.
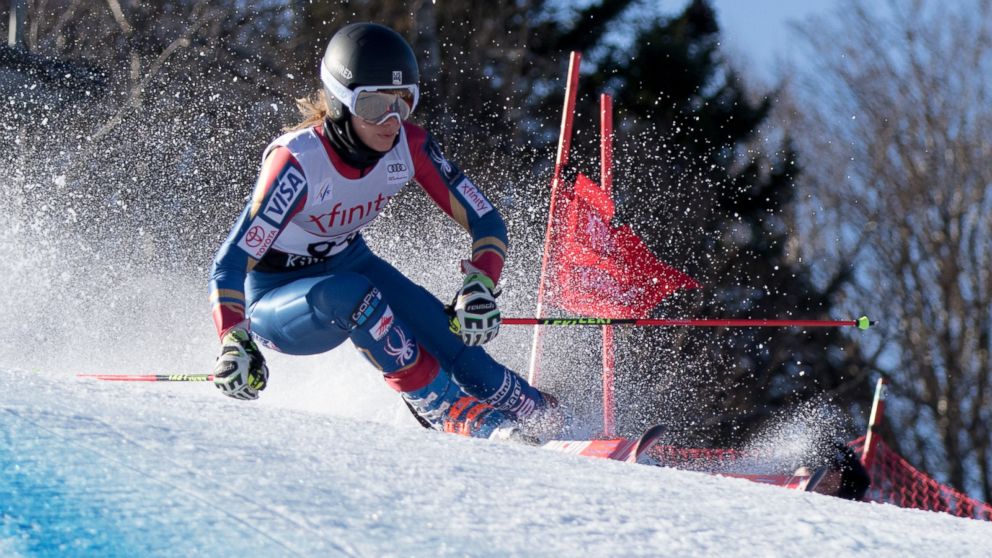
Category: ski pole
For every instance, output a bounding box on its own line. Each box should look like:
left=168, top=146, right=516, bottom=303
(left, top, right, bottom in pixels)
left=77, top=374, right=214, bottom=382
left=502, top=316, right=876, bottom=330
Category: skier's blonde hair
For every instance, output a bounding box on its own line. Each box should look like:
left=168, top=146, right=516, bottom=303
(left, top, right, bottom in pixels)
left=285, top=89, right=330, bottom=131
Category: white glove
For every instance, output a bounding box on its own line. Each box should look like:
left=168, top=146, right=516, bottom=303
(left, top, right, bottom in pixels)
left=449, top=265, right=501, bottom=346
left=213, top=328, right=268, bottom=400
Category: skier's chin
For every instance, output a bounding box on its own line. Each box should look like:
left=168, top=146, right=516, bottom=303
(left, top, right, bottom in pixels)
left=352, top=116, right=400, bottom=152
left=367, top=133, right=398, bottom=152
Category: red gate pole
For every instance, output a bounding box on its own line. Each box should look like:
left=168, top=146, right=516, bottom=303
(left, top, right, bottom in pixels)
left=600, top=92, right=616, bottom=437
left=527, top=51, right=581, bottom=387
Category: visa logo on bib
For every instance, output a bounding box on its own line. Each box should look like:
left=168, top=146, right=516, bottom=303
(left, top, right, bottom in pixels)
left=262, top=166, right=306, bottom=224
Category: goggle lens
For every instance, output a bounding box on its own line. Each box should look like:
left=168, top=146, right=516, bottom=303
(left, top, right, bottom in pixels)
left=353, top=89, right=414, bottom=124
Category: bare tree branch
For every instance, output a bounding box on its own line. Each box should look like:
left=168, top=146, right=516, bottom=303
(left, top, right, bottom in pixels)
left=784, top=0, right=992, bottom=497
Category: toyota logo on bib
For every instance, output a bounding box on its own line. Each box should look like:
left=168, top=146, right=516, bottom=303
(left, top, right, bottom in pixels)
left=245, top=226, right=266, bottom=248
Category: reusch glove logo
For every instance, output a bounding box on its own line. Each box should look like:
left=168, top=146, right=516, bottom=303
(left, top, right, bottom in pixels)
left=466, top=301, right=496, bottom=313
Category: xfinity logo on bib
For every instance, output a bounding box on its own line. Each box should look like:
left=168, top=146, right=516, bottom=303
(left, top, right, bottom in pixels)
left=308, top=193, right=393, bottom=234
left=456, top=178, right=493, bottom=217
left=262, top=166, right=305, bottom=224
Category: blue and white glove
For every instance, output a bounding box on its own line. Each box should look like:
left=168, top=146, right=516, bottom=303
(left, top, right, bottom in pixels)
left=449, top=264, right=502, bottom=346
left=213, top=328, right=268, bottom=400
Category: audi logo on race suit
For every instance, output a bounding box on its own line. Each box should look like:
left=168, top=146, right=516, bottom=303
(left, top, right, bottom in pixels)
left=386, top=162, right=410, bottom=184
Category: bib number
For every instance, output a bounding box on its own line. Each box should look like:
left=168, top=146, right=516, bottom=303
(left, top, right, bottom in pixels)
left=307, top=232, right=358, bottom=258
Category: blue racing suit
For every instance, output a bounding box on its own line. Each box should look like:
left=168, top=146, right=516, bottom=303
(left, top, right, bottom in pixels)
left=209, top=121, right=546, bottom=435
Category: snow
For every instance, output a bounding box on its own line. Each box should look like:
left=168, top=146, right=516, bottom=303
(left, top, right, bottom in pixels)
left=3, top=364, right=991, bottom=557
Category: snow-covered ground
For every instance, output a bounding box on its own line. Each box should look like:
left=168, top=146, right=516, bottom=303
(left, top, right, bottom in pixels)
left=3, top=360, right=991, bottom=558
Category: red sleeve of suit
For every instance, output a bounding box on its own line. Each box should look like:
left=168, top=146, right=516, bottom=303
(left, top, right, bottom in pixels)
left=209, top=146, right=307, bottom=338
left=404, top=122, right=508, bottom=284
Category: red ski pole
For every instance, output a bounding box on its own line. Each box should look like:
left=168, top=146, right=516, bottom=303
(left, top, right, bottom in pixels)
left=503, top=316, right=876, bottom=330
left=77, top=374, right=214, bottom=382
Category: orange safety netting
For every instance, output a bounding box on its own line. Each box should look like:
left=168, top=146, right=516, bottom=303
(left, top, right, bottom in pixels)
left=850, top=436, right=992, bottom=521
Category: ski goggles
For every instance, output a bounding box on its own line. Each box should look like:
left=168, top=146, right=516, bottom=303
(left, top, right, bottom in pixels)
left=321, top=61, right=419, bottom=124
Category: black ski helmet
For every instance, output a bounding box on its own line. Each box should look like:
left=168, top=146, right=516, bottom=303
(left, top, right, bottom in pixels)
left=321, top=22, right=420, bottom=121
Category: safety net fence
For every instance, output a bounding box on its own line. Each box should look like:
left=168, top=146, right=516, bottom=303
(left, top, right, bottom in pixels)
left=850, top=436, right=992, bottom=521
left=639, top=378, right=992, bottom=522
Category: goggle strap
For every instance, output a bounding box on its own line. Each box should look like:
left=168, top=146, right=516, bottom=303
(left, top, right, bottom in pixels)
left=320, top=61, right=355, bottom=108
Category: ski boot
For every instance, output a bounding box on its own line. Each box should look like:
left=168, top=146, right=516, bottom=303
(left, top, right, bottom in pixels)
left=401, top=368, right=513, bottom=439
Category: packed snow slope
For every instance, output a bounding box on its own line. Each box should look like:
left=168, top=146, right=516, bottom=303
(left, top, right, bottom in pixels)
left=2, top=363, right=991, bottom=558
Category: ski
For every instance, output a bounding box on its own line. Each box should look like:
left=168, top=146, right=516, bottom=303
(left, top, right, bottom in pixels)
left=542, top=423, right=668, bottom=464
left=713, top=469, right=830, bottom=491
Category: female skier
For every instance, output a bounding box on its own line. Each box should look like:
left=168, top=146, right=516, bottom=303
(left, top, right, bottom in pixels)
left=208, top=22, right=559, bottom=440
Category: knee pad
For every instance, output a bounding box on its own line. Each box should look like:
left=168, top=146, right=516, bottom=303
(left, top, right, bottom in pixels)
left=334, top=281, right=439, bottom=389
left=305, top=272, right=379, bottom=328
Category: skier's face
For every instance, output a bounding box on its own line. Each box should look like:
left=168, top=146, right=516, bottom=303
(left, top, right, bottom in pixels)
left=351, top=114, right=401, bottom=153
